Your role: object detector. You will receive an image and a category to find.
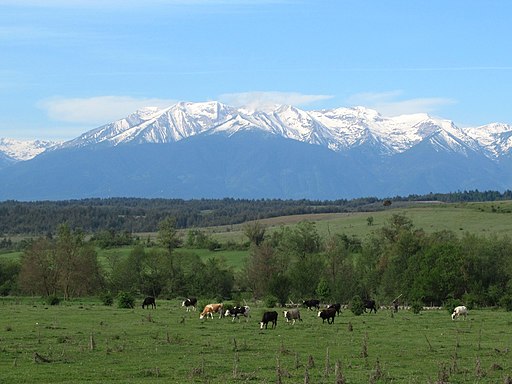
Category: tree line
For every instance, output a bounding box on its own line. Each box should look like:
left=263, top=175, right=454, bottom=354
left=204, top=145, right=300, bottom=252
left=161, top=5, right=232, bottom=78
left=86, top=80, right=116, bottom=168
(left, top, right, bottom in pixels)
left=1, top=190, right=511, bottom=236
left=242, top=215, right=512, bottom=310
left=1, top=213, right=511, bottom=311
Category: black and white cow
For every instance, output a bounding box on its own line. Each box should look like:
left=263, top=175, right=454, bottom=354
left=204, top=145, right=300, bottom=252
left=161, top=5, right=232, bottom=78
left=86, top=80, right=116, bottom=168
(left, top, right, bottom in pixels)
left=260, top=311, right=278, bottom=329
left=318, top=307, right=337, bottom=324
left=327, top=303, right=342, bottom=316
left=363, top=299, right=377, bottom=314
left=283, top=308, right=302, bottom=324
left=182, top=297, right=197, bottom=311
left=142, top=296, right=156, bottom=309
left=225, top=305, right=251, bottom=322
left=302, top=299, right=320, bottom=310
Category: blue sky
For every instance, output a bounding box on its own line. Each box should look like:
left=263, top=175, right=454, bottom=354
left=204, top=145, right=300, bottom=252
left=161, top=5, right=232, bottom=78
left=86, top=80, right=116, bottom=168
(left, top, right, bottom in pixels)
left=1, top=0, right=511, bottom=140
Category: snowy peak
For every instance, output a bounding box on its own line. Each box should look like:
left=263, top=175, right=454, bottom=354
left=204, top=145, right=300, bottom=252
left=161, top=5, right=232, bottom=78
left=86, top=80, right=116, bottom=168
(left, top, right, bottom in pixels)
left=465, top=123, right=512, bottom=158
left=57, top=101, right=236, bottom=149
left=0, top=138, right=59, bottom=161
left=58, top=101, right=511, bottom=160
left=5, top=101, right=511, bottom=162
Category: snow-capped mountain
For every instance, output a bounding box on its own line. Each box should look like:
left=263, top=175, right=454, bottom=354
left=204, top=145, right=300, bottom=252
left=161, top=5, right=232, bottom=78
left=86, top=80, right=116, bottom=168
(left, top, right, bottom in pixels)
left=50, top=101, right=512, bottom=161
left=0, top=138, right=59, bottom=161
left=465, top=123, right=512, bottom=159
left=58, top=102, right=237, bottom=149
left=0, top=101, right=511, bottom=201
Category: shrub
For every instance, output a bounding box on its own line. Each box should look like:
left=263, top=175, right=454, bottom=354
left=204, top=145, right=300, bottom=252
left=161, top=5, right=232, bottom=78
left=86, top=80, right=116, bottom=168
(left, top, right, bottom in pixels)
left=444, top=298, right=463, bottom=314
left=117, top=291, right=135, bottom=309
left=100, top=292, right=114, bottom=306
left=350, top=295, right=364, bottom=316
left=264, top=295, right=277, bottom=308
left=499, top=295, right=512, bottom=311
left=315, top=278, right=331, bottom=301
left=410, top=302, right=423, bottom=314
left=46, top=295, right=60, bottom=306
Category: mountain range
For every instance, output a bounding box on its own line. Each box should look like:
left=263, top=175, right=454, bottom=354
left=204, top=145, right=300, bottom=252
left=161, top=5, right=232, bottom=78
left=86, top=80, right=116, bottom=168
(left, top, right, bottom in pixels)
left=0, top=101, right=511, bottom=201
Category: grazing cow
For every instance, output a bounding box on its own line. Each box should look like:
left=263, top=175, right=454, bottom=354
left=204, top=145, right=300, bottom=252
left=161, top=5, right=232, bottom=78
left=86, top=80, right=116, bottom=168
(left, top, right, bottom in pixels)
left=142, top=296, right=156, bottom=309
left=302, top=299, right=320, bottom=310
left=283, top=308, right=302, bottom=324
left=225, top=305, right=251, bottom=322
left=318, top=307, right=337, bottom=324
left=260, top=311, right=278, bottom=329
left=182, top=297, right=197, bottom=311
left=327, top=303, right=342, bottom=316
left=451, top=305, right=468, bottom=320
left=199, top=303, right=224, bottom=319
left=363, top=299, right=377, bottom=314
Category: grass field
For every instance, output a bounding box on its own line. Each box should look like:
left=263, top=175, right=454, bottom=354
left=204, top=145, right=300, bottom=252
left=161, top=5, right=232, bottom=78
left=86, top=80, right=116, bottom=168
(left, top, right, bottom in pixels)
left=1, top=298, right=511, bottom=383
left=208, top=201, right=512, bottom=244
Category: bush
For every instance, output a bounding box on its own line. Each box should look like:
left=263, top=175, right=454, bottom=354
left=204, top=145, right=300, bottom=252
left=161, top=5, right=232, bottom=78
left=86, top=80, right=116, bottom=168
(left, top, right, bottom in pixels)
left=100, top=292, right=114, bottom=306
left=444, top=298, right=463, bottom=314
left=264, top=295, right=277, bottom=308
left=461, top=293, right=477, bottom=310
left=350, top=295, right=364, bottom=316
left=410, top=302, right=423, bottom=314
left=46, top=295, right=60, bottom=306
left=117, top=291, right=135, bottom=309
left=499, top=295, right=512, bottom=311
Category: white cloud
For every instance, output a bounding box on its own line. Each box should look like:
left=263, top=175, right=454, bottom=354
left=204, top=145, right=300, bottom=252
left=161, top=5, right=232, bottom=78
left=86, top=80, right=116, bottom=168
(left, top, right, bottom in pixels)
left=346, top=91, right=456, bottom=117
left=38, top=96, right=175, bottom=124
left=219, top=91, right=333, bottom=111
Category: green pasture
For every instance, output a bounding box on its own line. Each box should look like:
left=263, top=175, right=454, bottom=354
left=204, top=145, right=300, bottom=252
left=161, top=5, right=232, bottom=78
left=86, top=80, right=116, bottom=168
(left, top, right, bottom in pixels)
left=0, top=251, right=22, bottom=262
left=0, top=247, right=249, bottom=273
left=209, top=201, right=512, bottom=243
left=177, top=248, right=248, bottom=270
left=0, top=298, right=511, bottom=383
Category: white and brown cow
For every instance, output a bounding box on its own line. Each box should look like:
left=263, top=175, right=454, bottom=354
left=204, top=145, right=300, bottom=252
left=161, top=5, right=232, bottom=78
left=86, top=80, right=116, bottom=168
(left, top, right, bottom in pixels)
left=199, top=303, right=224, bottom=319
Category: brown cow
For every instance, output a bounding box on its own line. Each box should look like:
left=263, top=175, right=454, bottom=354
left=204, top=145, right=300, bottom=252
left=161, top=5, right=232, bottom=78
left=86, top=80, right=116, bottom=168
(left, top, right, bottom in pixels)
left=199, top=303, right=224, bottom=319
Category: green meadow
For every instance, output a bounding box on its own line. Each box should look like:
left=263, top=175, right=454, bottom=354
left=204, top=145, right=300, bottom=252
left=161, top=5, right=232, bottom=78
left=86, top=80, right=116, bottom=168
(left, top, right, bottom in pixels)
left=210, top=201, right=512, bottom=244
left=0, top=298, right=511, bottom=383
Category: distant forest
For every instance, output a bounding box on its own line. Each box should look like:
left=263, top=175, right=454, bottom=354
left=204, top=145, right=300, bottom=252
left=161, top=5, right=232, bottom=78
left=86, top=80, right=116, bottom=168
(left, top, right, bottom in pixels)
left=1, top=190, right=512, bottom=235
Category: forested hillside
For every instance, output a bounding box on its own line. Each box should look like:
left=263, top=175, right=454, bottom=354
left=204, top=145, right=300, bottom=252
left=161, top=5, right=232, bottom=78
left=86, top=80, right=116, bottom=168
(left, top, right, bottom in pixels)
left=1, top=190, right=511, bottom=235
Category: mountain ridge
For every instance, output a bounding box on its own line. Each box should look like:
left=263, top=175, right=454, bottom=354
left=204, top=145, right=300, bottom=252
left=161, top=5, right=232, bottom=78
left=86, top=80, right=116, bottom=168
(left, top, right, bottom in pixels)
left=0, top=101, right=511, bottom=201
left=2, top=101, right=512, bottom=162
left=44, top=102, right=512, bottom=161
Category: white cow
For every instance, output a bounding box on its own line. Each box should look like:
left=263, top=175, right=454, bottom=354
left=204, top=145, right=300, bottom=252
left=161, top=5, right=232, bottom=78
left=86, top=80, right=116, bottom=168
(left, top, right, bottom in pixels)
left=451, top=305, right=468, bottom=320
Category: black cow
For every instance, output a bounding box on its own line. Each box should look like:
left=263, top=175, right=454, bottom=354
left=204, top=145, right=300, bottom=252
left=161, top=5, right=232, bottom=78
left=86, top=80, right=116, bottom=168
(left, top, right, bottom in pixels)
left=260, top=311, right=278, bottom=329
left=142, top=296, right=156, bottom=309
left=182, top=297, right=197, bottom=311
left=327, top=303, right=342, bottom=316
left=318, top=307, right=337, bottom=324
left=302, top=299, right=320, bottom=310
left=225, top=305, right=251, bottom=322
left=363, top=299, right=377, bottom=313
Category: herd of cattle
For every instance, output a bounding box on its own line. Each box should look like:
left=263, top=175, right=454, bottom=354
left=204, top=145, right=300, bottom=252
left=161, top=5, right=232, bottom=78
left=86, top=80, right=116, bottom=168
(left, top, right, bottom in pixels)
left=140, top=297, right=468, bottom=327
